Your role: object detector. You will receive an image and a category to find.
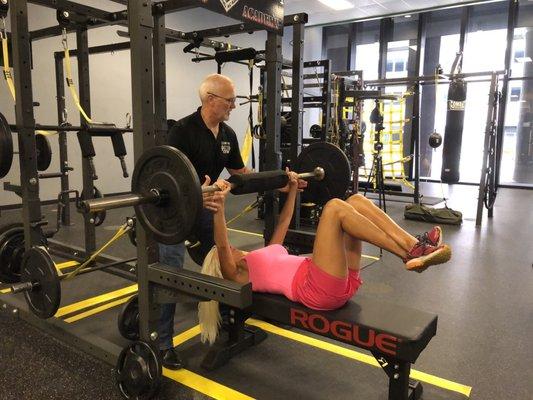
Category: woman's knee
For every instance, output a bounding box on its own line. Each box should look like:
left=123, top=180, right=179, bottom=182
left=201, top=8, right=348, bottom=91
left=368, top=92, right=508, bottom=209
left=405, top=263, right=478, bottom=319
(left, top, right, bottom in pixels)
left=346, top=193, right=368, bottom=207
left=322, top=198, right=349, bottom=218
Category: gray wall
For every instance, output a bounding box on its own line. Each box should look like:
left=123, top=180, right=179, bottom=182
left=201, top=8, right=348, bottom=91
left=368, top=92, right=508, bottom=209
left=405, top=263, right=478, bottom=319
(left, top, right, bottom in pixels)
left=0, top=3, right=322, bottom=206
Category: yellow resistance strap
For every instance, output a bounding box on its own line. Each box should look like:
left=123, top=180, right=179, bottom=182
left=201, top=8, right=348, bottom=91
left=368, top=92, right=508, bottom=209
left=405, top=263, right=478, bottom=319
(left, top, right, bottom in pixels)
left=240, top=125, right=253, bottom=165
left=62, top=29, right=93, bottom=124
left=1, top=24, right=16, bottom=101
left=1, top=27, right=57, bottom=137
left=62, top=222, right=132, bottom=279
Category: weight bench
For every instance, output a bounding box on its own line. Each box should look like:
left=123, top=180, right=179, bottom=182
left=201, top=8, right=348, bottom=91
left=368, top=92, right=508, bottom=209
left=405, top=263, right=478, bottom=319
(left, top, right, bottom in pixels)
left=202, top=293, right=437, bottom=400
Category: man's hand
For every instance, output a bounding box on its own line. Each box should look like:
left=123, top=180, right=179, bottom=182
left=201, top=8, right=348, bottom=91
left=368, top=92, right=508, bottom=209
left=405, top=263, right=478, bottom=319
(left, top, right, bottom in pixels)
left=278, top=167, right=307, bottom=193
left=202, top=175, right=218, bottom=212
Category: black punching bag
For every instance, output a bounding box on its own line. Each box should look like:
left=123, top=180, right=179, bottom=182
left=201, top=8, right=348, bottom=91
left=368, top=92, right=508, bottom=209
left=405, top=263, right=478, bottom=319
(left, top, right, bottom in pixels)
left=441, top=79, right=467, bottom=183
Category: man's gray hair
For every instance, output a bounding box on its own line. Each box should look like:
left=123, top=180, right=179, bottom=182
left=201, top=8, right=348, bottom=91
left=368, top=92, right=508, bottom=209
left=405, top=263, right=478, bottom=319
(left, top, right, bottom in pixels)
left=198, top=74, right=235, bottom=103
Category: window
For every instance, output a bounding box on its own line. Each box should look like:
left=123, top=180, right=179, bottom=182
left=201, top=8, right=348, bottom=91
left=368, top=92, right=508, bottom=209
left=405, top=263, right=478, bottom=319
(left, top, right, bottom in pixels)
left=511, top=2, right=533, bottom=78
left=354, top=20, right=380, bottom=80
left=463, top=2, right=508, bottom=73
left=394, top=60, right=405, bottom=72
left=510, top=87, right=521, bottom=102
left=323, top=25, right=350, bottom=71
left=500, top=1, right=533, bottom=186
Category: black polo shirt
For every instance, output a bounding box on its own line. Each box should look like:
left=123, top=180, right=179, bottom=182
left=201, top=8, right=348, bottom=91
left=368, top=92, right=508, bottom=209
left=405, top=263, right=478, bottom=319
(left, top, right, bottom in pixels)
left=167, top=108, right=245, bottom=183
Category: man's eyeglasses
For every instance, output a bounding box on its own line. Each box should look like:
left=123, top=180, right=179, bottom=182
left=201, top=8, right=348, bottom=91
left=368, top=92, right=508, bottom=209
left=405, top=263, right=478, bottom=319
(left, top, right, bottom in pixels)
left=207, top=92, right=236, bottom=105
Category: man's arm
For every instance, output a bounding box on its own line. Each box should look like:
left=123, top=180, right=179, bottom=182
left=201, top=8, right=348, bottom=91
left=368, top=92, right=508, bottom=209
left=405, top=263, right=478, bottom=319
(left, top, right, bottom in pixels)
left=227, top=166, right=252, bottom=175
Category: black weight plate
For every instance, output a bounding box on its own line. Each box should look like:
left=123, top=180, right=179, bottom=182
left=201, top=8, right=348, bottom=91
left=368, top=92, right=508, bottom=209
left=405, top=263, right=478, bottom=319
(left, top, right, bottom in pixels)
left=35, top=133, right=52, bottom=171
left=20, top=246, right=60, bottom=319
left=116, top=341, right=162, bottom=399
left=295, top=142, right=351, bottom=206
left=81, top=186, right=107, bottom=227
left=0, top=225, right=25, bottom=284
left=118, top=295, right=140, bottom=341
left=0, top=111, right=13, bottom=178
left=309, top=124, right=322, bottom=139
left=131, top=146, right=202, bottom=245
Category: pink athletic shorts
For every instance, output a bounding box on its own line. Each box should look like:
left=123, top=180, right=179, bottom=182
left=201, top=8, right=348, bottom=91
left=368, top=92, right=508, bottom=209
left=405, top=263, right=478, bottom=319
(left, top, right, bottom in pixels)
left=291, top=258, right=363, bottom=311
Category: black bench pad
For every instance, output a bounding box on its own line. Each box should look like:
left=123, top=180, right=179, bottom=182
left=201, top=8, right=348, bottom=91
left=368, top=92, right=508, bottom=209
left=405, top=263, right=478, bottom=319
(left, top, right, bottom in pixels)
left=252, top=293, right=437, bottom=363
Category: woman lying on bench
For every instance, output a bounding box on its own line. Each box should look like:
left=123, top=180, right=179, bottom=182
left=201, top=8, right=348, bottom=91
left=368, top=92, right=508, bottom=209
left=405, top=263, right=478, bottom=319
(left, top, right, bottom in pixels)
left=198, top=172, right=451, bottom=343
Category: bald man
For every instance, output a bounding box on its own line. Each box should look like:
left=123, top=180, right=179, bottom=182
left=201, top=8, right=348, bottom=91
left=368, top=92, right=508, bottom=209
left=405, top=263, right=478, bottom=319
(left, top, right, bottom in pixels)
left=158, top=74, right=250, bottom=369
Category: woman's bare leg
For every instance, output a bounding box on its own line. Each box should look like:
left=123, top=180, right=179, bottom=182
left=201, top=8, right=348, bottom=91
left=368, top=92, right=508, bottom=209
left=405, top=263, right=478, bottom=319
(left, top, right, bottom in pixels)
left=345, top=194, right=418, bottom=252
left=313, top=199, right=408, bottom=278
left=344, top=234, right=362, bottom=272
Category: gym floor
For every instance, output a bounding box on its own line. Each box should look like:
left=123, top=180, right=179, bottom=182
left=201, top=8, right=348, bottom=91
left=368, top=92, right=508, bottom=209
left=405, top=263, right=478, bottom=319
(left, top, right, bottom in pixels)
left=0, top=183, right=531, bottom=400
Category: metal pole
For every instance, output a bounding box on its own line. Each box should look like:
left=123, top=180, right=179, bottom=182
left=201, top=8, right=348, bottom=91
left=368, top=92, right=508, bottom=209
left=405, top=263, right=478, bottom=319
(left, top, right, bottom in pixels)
left=322, top=59, right=332, bottom=140
left=10, top=0, right=44, bottom=248
left=495, top=0, right=519, bottom=188
left=54, top=53, right=71, bottom=225
left=128, top=0, right=159, bottom=346
left=76, top=27, right=96, bottom=255
left=411, top=14, right=427, bottom=204
left=263, top=31, right=283, bottom=243
left=290, top=20, right=305, bottom=229
left=153, top=8, right=168, bottom=146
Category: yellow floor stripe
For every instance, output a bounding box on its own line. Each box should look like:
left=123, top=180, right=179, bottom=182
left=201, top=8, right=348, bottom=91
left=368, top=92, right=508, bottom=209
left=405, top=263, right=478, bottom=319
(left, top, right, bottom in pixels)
left=163, top=368, right=254, bottom=400
left=165, top=325, right=253, bottom=400
left=54, top=284, right=138, bottom=318
left=173, top=325, right=201, bottom=346
left=64, top=295, right=134, bottom=323
left=246, top=318, right=472, bottom=397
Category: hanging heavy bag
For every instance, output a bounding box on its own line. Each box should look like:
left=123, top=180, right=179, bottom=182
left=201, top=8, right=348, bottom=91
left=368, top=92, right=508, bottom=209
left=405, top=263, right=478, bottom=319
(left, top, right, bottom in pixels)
left=441, top=78, right=467, bottom=183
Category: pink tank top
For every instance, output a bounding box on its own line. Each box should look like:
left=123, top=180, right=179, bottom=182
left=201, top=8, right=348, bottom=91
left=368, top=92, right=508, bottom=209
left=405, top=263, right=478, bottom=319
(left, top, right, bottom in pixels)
left=243, top=244, right=306, bottom=301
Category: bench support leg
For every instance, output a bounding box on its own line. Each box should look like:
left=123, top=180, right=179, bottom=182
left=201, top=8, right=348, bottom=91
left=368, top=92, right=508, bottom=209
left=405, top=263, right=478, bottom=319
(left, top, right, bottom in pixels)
left=201, top=308, right=267, bottom=371
left=371, top=352, right=424, bottom=400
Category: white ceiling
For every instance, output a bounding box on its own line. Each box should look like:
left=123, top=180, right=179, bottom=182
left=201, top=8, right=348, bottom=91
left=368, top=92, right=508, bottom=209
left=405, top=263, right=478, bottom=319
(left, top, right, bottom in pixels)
left=284, top=0, right=493, bottom=26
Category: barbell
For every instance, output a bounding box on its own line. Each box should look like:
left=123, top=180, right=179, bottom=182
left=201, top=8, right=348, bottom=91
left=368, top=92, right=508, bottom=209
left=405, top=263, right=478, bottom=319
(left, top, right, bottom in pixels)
left=78, top=143, right=349, bottom=245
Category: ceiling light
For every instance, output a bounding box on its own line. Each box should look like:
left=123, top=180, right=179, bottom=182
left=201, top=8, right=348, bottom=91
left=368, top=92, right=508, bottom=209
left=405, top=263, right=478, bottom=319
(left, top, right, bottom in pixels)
left=317, top=0, right=354, bottom=11
left=405, top=14, right=412, bottom=18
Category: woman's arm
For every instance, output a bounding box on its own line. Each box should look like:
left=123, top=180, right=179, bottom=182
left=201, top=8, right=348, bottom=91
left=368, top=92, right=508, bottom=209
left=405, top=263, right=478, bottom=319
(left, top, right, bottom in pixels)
left=211, top=181, right=241, bottom=281
left=268, top=170, right=300, bottom=246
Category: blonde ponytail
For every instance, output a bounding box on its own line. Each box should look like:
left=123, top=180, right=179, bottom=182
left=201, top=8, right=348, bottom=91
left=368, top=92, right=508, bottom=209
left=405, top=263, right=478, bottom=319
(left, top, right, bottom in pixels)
left=198, top=246, right=223, bottom=345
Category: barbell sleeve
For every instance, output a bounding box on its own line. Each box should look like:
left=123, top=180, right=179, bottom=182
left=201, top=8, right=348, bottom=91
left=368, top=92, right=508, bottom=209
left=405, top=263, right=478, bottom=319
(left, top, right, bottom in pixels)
left=298, top=167, right=325, bottom=181
left=80, top=192, right=159, bottom=214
